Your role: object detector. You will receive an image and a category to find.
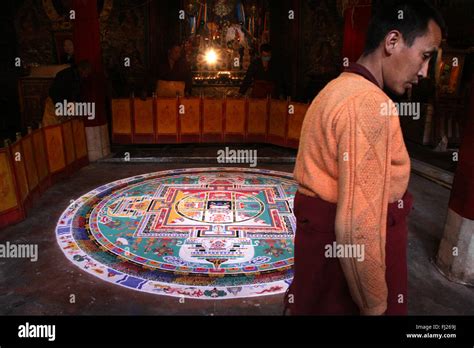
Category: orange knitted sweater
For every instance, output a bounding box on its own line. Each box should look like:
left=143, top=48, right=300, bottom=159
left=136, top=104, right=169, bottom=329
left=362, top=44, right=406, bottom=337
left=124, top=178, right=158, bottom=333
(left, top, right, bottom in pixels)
left=293, top=71, right=411, bottom=315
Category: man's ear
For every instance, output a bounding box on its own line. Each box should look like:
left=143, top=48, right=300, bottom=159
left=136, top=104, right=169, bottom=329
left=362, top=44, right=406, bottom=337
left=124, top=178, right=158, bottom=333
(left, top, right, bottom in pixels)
left=384, top=30, right=402, bottom=56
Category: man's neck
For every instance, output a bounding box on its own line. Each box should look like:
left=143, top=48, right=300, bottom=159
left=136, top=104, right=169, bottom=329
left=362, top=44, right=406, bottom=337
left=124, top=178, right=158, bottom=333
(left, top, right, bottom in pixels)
left=356, top=54, right=384, bottom=89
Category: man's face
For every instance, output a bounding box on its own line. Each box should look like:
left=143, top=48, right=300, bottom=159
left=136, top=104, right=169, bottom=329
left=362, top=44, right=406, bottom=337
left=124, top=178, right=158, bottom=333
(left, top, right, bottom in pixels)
left=169, top=46, right=182, bottom=61
left=261, top=50, right=272, bottom=62
left=383, top=20, right=442, bottom=96
left=63, top=39, right=74, bottom=55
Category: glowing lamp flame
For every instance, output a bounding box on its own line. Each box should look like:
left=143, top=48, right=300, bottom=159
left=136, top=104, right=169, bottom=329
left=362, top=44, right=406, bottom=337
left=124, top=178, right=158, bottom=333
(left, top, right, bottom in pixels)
left=205, top=49, right=218, bottom=65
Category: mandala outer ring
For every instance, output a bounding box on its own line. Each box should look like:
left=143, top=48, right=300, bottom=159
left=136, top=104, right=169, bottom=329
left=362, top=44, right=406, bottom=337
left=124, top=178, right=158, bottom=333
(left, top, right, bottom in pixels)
left=56, top=167, right=296, bottom=299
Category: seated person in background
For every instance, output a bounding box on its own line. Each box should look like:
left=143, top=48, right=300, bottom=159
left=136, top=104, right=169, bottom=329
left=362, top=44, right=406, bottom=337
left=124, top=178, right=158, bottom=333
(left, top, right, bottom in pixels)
left=239, top=44, right=286, bottom=98
left=42, top=60, right=92, bottom=126
left=157, top=43, right=192, bottom=96
left=61, top=38, right=75, bottom=65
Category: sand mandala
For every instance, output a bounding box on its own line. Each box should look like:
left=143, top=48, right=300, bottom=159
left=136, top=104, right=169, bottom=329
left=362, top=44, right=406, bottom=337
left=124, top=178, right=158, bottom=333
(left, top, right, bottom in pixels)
left=56, top=167, right=297, bottom=299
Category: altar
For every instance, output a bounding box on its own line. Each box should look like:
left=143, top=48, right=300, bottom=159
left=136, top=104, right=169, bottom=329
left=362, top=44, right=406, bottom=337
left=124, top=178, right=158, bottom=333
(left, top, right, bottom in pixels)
left=179, top=0, right=271, bottom=98
left=191, top=71, right=245, bottom=98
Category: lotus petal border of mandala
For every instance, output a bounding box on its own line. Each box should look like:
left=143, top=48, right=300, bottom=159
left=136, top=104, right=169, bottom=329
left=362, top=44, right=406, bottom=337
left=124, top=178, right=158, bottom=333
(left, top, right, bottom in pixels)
left=55, top=167, right=296, bottom=299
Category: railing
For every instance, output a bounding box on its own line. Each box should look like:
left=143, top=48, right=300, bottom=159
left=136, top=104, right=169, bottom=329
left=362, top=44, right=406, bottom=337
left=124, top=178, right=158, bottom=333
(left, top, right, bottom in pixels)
left=111, top=96, right=309, bottom=148
left=0, top=119, right=88, bottom=229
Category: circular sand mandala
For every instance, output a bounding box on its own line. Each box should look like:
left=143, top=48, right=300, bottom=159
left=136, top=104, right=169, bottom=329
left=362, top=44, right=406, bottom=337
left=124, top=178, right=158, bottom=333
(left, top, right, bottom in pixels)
left=56, top=168, right=297, bottom=299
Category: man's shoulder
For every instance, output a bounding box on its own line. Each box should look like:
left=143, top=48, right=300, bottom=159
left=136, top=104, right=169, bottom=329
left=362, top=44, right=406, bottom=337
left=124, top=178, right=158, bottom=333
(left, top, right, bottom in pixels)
left=329, top=72, right=381, bottom=92
left=317, top=72, right=388, bottom=105
left=305, top=73, right=391, bottom=126
left=55, top=66, right=75, bottom=79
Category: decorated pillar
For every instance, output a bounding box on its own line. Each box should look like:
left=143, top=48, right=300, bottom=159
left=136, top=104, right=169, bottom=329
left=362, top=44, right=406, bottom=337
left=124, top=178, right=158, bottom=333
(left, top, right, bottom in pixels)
left=436, top=73, right=474, bottom=285
left=72, top=0, right=110, bottom=161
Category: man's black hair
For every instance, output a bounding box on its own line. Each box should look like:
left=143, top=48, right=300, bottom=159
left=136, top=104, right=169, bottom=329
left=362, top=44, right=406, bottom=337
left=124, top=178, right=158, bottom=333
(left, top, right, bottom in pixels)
left=363, top=0, right=446, bottom=56
left=260, top=43, right=272, bottom=53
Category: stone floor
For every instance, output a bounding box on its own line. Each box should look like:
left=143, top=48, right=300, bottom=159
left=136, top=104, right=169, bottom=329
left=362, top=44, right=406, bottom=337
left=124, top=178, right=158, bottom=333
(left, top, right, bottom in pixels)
left=108, top=143, right=297, bottom=160
left=405, top=140, right=459, bottom=173
left=0, top=161, right=473, bottom=315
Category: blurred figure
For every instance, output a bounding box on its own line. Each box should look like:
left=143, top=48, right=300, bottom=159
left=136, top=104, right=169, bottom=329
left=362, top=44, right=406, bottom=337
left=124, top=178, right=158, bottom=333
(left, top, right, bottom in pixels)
left=239, top=44, right=286, bottom=98
left=157, top=43, right=192, bottom=96
left=61, top=38, right=75, bottom=65
left=42, top=60, right=92, bottom=126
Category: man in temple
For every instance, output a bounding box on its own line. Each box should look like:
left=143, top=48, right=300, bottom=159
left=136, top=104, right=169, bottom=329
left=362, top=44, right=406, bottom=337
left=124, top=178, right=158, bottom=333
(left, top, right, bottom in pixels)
left=42, top=60, right=92, bottom=126
left=239, top=43, right=285, bottom=98
left=61, top=38, right=75, bottom=65
left=285, top=0, right=445, bottom=315
left=157, top=43, right=193, bottom=96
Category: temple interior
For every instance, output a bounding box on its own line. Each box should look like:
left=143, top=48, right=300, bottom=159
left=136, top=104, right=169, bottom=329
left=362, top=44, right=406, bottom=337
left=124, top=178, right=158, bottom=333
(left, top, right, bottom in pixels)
left=0, top=0, right=473, bottom=316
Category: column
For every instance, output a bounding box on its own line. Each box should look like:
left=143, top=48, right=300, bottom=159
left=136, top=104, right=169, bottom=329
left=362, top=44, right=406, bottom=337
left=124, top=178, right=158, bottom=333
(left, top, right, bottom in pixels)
left=73, top=0, right=110, bottom=161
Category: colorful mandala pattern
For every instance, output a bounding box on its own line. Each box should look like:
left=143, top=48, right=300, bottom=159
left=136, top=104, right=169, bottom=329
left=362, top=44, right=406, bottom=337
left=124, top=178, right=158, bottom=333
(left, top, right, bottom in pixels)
left=56, top=168, right=297, bottom=299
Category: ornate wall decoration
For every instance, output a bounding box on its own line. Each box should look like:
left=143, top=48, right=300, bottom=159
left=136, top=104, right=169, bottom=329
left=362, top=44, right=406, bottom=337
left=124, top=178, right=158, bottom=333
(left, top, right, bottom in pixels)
left=42, top=0, right=113, bottom=30
left=15, top=0, right=114, bottom=66
left=338, top=0, right=372, bottom=16
left=15, top=0, right=54, bottom=65
left=100, top=0, right=147, bottom=96
left=301, top=0, right=344, bottom=99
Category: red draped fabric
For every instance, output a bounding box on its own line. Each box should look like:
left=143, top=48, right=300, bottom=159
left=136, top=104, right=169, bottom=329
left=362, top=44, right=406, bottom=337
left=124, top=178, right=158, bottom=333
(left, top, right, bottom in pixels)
left=342, top=4, right=372, bottom=62
left=449, top=73, right=474, bottom=219
left=72, top=0, right=107, bottom=127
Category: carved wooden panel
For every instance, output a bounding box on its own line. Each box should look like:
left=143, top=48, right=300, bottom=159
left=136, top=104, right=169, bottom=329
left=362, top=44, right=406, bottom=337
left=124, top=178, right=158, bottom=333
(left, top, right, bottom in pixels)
left=32, top=130, right=49, bottom=181
left=156, top=98, right=177, bottom=134
left=112, top=99, right=132, bottom=134
left=269, top=100, right=287, bottom=138
left=62, top=121, right=76, bottom=165
left=44, top=125, right=66, bottom=174
left=134, top=99, right=154, bottom=134
left=11, top=142, right=29, bottom=202
left=21, top=136, right=39, bottom=191
left=0, top=151, right=19, bottom=213
left=248, top=99, right=267, bottom=134
left=203, top=99, right=223, bottom=134
left=225, top=99, right=245, bottom=134
left=179, top=98, right=200, bottom=135
left=72, top=119, right=88, bottom=159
